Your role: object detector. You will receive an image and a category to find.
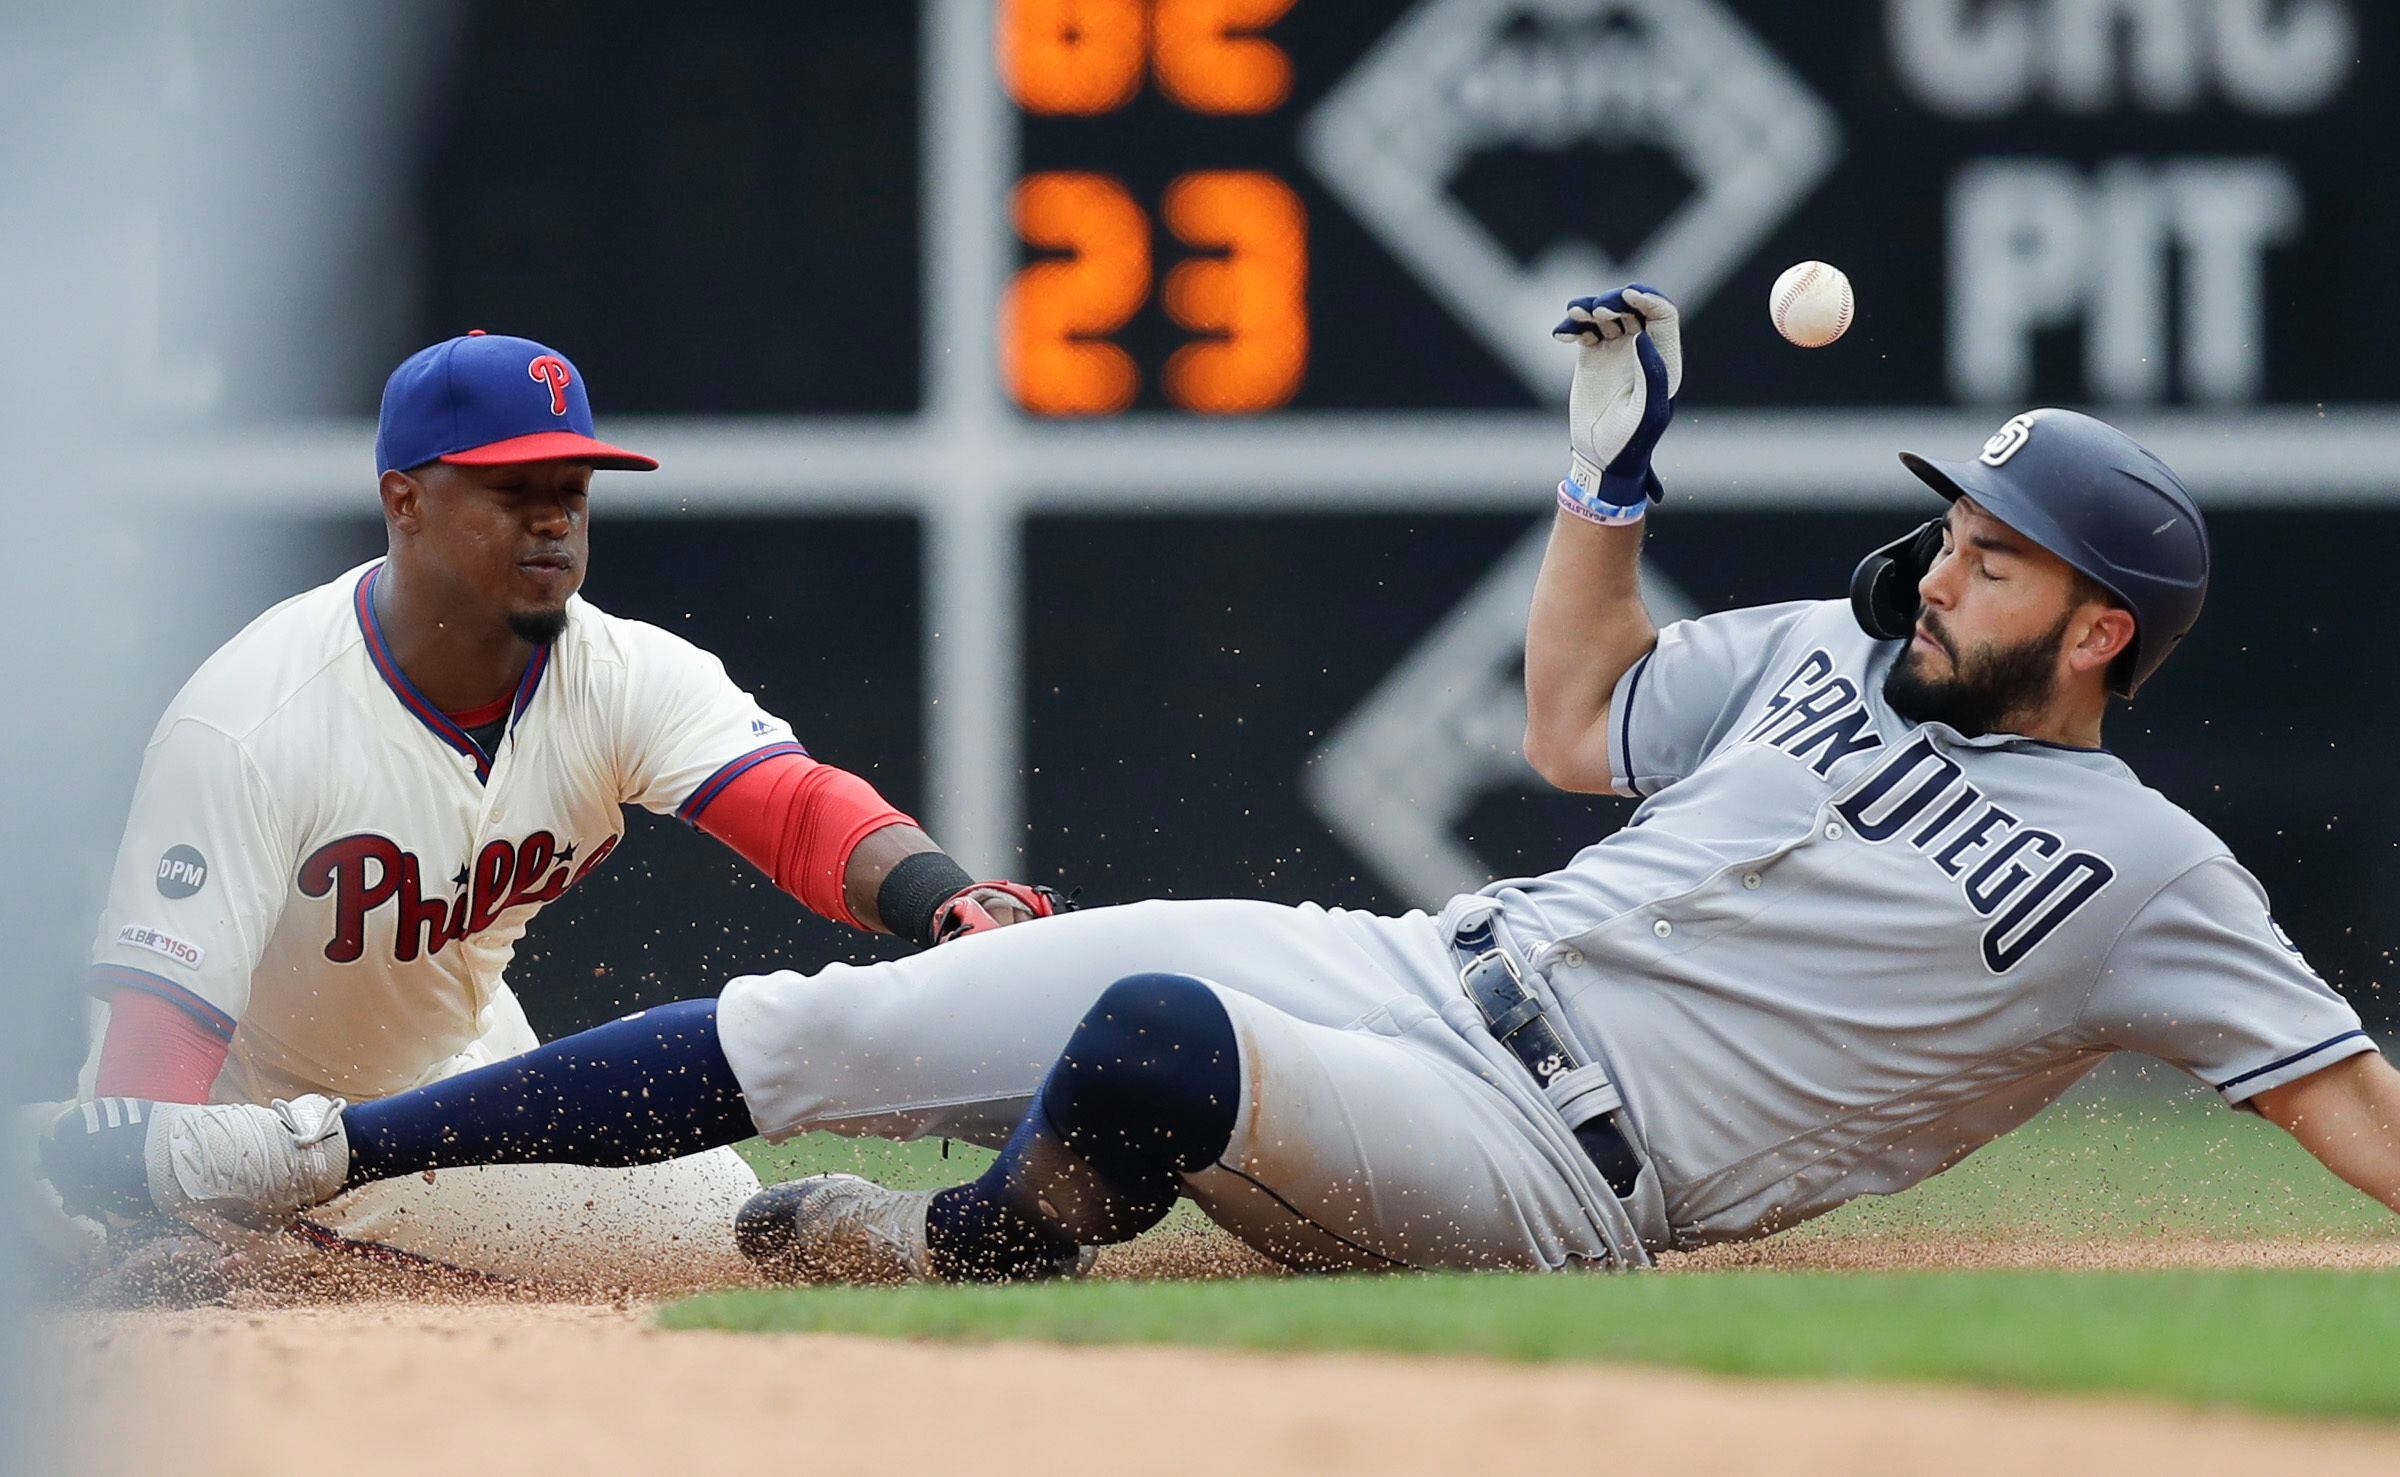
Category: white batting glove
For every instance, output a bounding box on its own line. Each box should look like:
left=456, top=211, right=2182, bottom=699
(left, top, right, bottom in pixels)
left=1552, top=284, right=1680, bottom=523
left=1618, top=285, right=1682, bottom=396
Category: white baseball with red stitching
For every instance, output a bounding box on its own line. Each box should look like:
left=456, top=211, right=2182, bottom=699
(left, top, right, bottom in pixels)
left=1770, top=260, right=1853, bottom=348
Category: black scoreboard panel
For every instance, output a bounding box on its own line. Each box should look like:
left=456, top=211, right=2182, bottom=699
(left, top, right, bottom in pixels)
left=1009, top=0, right=2400, bottom=414
left=406, top=1, right=2397, bottom=416
left=415, top=1, right=924, bottom=416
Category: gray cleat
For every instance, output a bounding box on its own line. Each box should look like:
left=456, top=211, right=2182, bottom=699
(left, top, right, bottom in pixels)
left=734, top=1173, right=1094, bottom=1285
left=143, top=1095, right=351, bottom=1246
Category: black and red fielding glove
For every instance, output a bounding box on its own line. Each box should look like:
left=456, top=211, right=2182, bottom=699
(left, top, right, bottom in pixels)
left=929, top=880, right=1072, bottom=944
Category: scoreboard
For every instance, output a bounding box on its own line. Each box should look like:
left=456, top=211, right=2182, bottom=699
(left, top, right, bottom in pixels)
left=1001, top=0, right=1546, bottom=417
left=422, top=0, right=2400, bottom=418
left=1000, top=0, right=2400, bottom=417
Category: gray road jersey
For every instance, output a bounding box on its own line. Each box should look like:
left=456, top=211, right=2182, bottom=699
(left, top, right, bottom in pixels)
left=1474, top=599, right=2372, bottom=1248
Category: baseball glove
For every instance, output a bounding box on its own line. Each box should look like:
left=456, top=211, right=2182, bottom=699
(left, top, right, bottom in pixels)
left=930, top=881, right=1073, bottom=944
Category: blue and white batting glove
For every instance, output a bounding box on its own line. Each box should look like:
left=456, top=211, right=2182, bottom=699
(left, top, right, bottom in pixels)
left=1553, top=285, right=1682, bottom=526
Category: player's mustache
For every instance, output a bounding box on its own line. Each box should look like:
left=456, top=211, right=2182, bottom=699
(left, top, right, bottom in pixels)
left=1916, top=612, right=1959, bottom=663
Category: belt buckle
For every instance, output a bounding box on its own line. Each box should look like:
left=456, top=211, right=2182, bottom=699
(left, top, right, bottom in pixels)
left=1468, top=945, right=1518, bottom=996
left=1459, top=946, right=1531, bottom=1026
left=1460, top=949, right=1567, bottom=1079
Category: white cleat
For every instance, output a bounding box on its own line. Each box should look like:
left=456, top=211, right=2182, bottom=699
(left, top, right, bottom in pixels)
left=145, top=1095, right=351, bottom=1246
left=735, top=1173, right=1095, bottom=1286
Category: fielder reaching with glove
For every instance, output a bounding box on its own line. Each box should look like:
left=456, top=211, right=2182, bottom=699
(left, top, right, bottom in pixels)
left=45, top=290, right=2400, bottom=1280
left=29, top=331, right=1057, bottom=1291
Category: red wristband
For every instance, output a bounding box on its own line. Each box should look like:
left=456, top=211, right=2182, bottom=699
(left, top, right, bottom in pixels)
left=94, top=988, right=230, bottom=1102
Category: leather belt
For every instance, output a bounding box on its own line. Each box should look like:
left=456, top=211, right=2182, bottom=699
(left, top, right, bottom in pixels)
left=1450, top=916, right=1643, bottom=1200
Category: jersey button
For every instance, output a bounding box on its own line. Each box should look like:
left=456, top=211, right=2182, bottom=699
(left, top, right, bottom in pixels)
left=1560, top=948, right=1585, bottom=968
left=1742, top=872, right=1762, bottom=890
left=1652, top=919, right=1673, bottom=938
left=1824, top=822, right=1844, bottom=840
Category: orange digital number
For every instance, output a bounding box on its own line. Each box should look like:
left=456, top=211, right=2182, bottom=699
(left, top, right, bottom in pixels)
left=999, top=0, right=1146, bottom=115
left=1152, top=0, right=1296, bottom=114
left=1161, top=171, right=1307, bottom=414
left=1000, top=0, right=1292, bottom=115
left=1005, top=173, right=1151, bottom=417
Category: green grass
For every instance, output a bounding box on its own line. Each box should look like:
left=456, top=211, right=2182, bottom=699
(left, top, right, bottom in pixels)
left=1797, top=1086, right=2398, bottom=1241
left=685, top=1086, right=2400, bottom=1421
left=664, top=1267, right=2400, bottom=1422
left=738, top=1130, right=994, bottom=1192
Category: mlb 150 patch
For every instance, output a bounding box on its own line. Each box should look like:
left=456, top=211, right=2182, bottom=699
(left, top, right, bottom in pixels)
left=117, top=924, right=205, bottom=970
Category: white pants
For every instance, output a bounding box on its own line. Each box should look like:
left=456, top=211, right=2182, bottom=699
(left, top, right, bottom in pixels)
left=718, top=898, right=1631, bottom=1271
left=302, top=989, right=758, bottom=1288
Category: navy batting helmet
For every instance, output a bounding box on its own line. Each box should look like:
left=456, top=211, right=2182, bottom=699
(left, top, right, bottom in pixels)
left=1850, top=408, right=2211, bottom=697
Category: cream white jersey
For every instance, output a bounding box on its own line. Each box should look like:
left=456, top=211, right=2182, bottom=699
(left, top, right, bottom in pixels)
left=85, top=561, right=802, bottom=1103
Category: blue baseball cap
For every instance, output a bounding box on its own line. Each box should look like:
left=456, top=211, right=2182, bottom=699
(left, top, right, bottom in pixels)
left=376, top=330, right=657, bottom=476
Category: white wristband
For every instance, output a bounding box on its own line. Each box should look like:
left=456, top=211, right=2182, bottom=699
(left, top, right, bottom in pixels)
left=1557, top=479, right=1648, bottom=528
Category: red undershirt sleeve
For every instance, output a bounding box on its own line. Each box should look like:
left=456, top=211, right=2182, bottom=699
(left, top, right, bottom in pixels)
left=689, top=752, right=915, bottom=928
left=94, top=988, right=232, bottom=1102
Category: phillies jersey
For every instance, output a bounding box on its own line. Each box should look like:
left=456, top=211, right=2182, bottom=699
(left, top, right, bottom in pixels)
left=84, top=561, right=803, bottom=1104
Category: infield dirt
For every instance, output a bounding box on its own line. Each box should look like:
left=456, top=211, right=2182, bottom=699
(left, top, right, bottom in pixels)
left=49, top=1296, right=2400, bottom=1477
left=42, top=1230, right=2400, bottom=1477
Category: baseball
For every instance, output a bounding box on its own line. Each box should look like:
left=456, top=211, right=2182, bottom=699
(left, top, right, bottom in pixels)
left=1770, top=260, right=1853, bottom=347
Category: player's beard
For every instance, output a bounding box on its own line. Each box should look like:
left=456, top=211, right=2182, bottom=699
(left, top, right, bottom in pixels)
left=1882, top=607, right=2074, bottom=739
left=507, top=606, right=570, bottom=646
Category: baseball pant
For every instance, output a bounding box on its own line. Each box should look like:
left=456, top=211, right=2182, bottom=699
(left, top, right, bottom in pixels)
left=717, top=898, right=1618, bottom=1271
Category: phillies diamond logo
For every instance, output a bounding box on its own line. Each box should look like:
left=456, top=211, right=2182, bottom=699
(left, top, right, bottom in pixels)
left=1302, top=0, right=1840, bottom=401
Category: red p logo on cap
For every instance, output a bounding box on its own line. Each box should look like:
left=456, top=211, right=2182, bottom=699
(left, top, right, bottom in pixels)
left=528, top=355, right=572, bottom=416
